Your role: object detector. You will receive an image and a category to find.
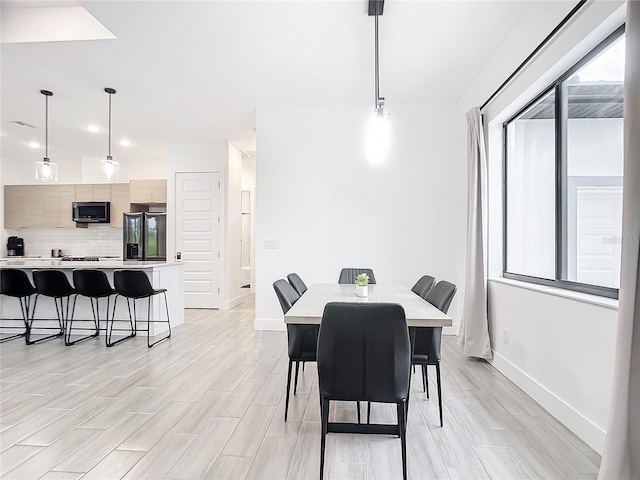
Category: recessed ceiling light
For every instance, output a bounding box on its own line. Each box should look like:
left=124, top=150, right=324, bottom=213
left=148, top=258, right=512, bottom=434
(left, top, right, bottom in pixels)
left=119, top=139, right=132, bottom=147
left=28, top=141, right=40, bottom=148
left=87, top=125, right=101, bottom=133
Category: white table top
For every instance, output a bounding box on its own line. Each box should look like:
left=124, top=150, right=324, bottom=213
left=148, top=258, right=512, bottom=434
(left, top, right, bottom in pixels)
left=284, top=284, right=452, bottom=327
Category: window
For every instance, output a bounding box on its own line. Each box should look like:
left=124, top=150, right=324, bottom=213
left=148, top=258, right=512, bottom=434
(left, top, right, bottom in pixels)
left=504, top=26, right=625, bottom=298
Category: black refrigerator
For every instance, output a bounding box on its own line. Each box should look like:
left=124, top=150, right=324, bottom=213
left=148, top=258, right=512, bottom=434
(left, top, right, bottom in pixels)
left=123, top=212, right=167, bottom=261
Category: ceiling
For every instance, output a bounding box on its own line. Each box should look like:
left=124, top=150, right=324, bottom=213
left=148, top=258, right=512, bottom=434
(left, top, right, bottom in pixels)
left=1, top=0, right=535, bottom=166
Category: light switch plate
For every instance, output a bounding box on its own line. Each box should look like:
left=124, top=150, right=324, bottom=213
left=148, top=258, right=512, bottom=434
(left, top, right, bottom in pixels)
left=264, top=239, right=278, bottom=249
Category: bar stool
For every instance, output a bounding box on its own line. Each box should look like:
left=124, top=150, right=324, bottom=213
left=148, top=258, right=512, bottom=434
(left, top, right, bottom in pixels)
left=0, top=269, right=36, bottom=343
left=30, top=269, right=75, bottom=344
left=70, top=269, right=116, bottom=346
left=111, top=269, right=171, bottom=348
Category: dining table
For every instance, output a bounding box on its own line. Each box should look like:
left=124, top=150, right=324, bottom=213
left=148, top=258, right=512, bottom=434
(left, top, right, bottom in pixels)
left=284, top=283, right=453, bottom=328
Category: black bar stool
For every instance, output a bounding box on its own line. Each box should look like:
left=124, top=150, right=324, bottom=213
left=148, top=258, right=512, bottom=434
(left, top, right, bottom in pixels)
left=70, top=269, right=116, bottom=346
left=0, top=269, right=36, bottom=343
left=110, top=269, right=171, bottom=348
left=30, top=270, right=76, bottom=344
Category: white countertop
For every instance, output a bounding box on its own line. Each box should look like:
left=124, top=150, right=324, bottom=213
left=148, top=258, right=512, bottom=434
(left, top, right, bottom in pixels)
left=0, top=259, right=183, bottom=269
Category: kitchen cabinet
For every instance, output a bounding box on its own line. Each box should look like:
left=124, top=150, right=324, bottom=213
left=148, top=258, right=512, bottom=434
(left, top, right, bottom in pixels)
left=130, top=179, right=166, bottom=204
left=110, top=183, right=130, bottom=228
left=4, top=186, right=25, bottom=228
left=58, top=186, right=75, bottom=227
left=75, top=184, right=111, bottom=202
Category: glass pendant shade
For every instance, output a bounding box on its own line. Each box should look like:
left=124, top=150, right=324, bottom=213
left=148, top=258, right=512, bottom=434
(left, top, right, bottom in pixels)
left=35, top=159, right=58, bottom=182
left=364, top=107, right=391, bottom=165
left=99, top=156, right=120, bottom=181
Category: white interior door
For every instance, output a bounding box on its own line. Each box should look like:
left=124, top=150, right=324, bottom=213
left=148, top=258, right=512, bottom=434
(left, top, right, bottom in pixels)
left=176, top=172, right=221, bottom=308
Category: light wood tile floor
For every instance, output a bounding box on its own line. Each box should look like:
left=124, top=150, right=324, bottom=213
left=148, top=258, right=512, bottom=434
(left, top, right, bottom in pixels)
left=0, top=295, right=600, bottom=479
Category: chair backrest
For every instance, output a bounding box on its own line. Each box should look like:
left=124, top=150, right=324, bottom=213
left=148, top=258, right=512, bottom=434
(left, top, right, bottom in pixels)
left=423, top=280, right=457, bottom=313
left=411, top=275, right=435, bottom=297
left=33, top=269, right=75, bottom=297
left=338, top=268, right=377, bottom=285
left=273, top=279, right=300, bottom=315
left=114, top=270, right=154, bottom=298
left=73, top=269, right=115, bottom=297
left=415, top=281, right=457, bottom=363
left=317, top=302, right=410, bottom=403
left=287, top=273, right=307, bottom=296
left=0, top=269, right=36, bottom=297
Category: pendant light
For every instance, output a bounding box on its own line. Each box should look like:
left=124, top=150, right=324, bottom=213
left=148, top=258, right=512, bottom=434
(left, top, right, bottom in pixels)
left=35, top=90, right=58, bottom=182
left=364, top=0, right=391, bottom=165
left=99, top=87, right=120, bottom=181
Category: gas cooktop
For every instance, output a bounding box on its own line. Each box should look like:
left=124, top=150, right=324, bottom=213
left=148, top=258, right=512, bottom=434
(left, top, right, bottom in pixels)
left=61, top=256, right=100, bottom=261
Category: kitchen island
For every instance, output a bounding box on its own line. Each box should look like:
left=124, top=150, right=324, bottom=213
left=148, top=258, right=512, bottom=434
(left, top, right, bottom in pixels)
left=0, top=259, right=184, bottom=339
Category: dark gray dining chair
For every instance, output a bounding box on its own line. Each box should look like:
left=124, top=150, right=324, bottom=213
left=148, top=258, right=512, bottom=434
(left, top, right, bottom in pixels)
left=317, top=302, right=411, bottom=480
left=414, top=280, right=457, bottom=427
left=273, top=279, right=317, bottom=421
left=338, top=268, right=376, bottom=284
left=287, top=273, right=307, bottom=296
left=411, top=275, right=435, bottom=298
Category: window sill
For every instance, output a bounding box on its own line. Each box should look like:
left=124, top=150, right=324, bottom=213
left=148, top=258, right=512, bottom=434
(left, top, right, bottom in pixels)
left=488, top=277, right=619, bottom=310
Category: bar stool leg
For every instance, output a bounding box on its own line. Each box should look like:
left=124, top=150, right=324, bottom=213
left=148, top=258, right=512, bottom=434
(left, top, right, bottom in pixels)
left=106, top=295, right=136, bottom=347
left=66, top=294, right=102, bottom=346
left=0, top=295, right=32, bottom=344
left=27, top=294, right=64, bottom=345
left=147, top=292, right=171, bottom=348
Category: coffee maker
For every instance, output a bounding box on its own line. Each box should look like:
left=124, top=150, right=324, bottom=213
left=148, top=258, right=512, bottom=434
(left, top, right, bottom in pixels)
left=7, top=236, right=24, bottom=256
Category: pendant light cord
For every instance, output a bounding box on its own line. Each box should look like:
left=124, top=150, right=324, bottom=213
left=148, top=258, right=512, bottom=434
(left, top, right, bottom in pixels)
left=45, top=94, right=49, bottom=160
left=108, top=92, right=112, bottom=158
left=374, top=12, right=379, bottom=107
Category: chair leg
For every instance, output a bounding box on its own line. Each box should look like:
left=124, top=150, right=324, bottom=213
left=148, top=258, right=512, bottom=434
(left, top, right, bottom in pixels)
left=302, top=361, right=306, bottom=372
left=423, top=365, right=429, bottom=398
left=285, top=359, right=293, bottom=421
left=436, top=362, right=443, bottom=427
left=66, top=294, right=99, bottom=346
left=320, top=397, right=329, bottom=480
left=397, top=401, right=408, bottom=480
left=0, top=296, right=31, bottom=343
left=27, top=295, right=65, bottom=345
left=357, top=401, right=361, bottom=424
left=148, top=292, right=171, bottom=348
left=367, top=401, right=371, bottom=424
left=106, top=295, right=136, bottom=347
left=294, top=361, right=300, bottom=395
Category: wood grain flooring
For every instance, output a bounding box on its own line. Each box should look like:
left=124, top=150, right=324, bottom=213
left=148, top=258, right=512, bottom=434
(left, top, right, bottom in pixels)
left=0, top=295, right=600, bottom=479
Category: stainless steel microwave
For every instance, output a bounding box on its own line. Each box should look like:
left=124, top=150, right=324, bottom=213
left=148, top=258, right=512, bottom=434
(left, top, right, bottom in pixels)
left=72, top=202, right=111, bottom=223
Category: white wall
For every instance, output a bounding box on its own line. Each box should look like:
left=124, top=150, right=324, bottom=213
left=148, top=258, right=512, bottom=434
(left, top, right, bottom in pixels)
left=241, top=156, right=256, bottom=292
left=254, top=103, right=466, bottom=330
left=458, top=0, right=626, bottom=454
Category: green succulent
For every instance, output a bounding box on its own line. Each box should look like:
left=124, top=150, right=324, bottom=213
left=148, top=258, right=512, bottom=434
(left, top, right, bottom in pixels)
left=355, top=273, right=370, bottom=286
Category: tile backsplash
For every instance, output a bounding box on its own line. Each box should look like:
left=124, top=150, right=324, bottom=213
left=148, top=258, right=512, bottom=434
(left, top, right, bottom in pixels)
left=7, top=225, right=122, bottom=258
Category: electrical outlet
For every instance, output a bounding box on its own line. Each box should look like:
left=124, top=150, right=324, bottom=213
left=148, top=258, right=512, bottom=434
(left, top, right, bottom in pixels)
left=503, top=328, right=510, bottom=345
left=264, top=239, right=278, bottom=249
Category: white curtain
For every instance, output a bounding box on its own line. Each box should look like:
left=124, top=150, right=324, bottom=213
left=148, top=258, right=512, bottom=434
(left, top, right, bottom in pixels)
left=458, top=107, right=492, bottom=360
left=598, top=2, right=640, bottom=479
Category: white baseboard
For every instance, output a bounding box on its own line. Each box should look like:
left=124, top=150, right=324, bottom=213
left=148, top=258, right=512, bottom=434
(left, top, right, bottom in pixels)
left=254, top=318, right=286, bottom=331
left=222, top=295, right=243, bottom=310
left=490, top=350, right=606, bottom=454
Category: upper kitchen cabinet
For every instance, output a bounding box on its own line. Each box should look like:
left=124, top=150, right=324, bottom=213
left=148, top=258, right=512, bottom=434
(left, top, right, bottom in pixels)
left=4, top=185, right=25, bottom=229
left=130, top=179, right=167, bottom=204
left=74, top=184, right=111, bottom=202
left=110, top=183, right=130, bottom=228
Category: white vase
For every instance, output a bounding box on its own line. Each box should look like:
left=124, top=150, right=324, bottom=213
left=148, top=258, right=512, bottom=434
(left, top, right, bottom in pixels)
left=356, top=285, right=368, bottom=297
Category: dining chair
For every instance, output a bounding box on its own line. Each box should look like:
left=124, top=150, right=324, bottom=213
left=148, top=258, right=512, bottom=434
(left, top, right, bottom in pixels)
left=273, top=279, right=318, bottom=421
left=411, top=274, right=435, bottom=298
left=317, top=302, right=411, bottom=480
left=287, top=273, right=307, bottom=296
left=414, top=280, right=457, bottom=427
left=338, top=268, right=376, bottom=284
left=0, top=269, right=36, bottom=343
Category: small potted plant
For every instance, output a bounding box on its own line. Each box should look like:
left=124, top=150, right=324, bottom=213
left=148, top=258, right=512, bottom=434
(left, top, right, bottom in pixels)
left=355, top=272, right=370, bottom=297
